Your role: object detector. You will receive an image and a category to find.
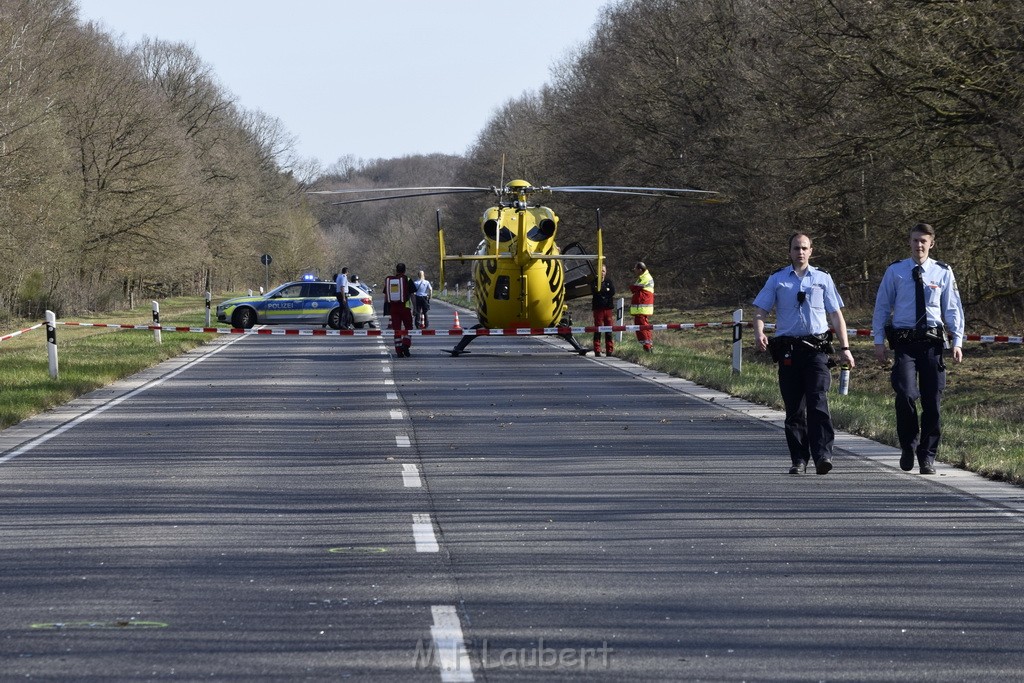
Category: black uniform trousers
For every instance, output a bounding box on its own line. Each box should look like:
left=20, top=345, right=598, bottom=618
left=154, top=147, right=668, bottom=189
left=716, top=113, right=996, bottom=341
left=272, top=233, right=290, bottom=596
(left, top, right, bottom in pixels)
left=890, top=341, right=946, bottom=466
left=777, top=348, right=834, bottom=466
left=413, top=295, right=430, bottom=328
left=334, top=292, right=352, bottom=327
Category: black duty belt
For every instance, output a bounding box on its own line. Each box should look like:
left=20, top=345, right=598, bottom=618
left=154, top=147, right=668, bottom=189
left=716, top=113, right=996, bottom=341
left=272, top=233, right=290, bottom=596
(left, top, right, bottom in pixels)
left=886, top=325, right=944, bottom=346
left=767, top=333, right=832, bottom=362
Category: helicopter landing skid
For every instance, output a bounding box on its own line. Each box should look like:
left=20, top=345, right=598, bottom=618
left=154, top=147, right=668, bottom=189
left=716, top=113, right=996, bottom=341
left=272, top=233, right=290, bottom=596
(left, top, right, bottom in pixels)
left=558, top=333, right=589, bottom=355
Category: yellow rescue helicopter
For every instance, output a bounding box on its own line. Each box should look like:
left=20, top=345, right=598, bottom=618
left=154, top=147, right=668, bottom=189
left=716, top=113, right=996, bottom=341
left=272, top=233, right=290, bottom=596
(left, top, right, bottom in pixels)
left=312, top=180, right=718, bottom=355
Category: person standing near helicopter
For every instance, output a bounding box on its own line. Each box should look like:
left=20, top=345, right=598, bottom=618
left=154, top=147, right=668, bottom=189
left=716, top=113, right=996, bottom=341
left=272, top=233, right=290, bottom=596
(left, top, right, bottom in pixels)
left=334, top=267, right=353, bottom=329
left=630, top=262, right=655, bottom=352
left=413, top=270, right=433, bottom=329
left=384, top=263, right=414, bottom=357
left=592, top=263, right=616, bottom=356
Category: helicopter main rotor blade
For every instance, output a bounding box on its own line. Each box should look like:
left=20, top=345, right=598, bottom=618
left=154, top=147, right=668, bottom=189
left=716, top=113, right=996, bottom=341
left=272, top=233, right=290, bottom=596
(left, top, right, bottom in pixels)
left=548, top=185, right=719, bottom=197
left=308, top=186, right=490, bottom=195
left=546, top=189, right=720, bottom=202
left=310, top=182, right=721, bottom=205
left=328, top=188, right=492, bottom=205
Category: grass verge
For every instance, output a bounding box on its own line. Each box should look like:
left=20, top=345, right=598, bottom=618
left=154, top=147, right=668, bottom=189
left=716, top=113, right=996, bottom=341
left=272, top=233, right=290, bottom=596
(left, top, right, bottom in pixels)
left=0, top=299, right=216, bottom=429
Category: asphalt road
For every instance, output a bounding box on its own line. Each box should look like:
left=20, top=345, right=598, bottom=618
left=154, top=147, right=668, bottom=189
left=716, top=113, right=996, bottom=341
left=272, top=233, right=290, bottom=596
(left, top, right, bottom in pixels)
left=1, top=302, right=1023, bottom=681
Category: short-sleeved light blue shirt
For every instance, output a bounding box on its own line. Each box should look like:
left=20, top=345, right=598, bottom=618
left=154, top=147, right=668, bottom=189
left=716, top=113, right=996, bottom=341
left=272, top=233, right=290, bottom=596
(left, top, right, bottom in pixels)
left=753, top=264, right=844, bottom=337
left=871, top=257, right=965, bottom=346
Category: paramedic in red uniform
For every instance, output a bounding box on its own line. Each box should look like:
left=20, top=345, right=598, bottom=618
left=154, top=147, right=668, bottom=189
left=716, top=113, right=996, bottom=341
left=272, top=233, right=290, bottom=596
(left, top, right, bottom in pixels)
left=629, top=262, right=655, bottom=352
left=384, top=263, right=414, bottom=357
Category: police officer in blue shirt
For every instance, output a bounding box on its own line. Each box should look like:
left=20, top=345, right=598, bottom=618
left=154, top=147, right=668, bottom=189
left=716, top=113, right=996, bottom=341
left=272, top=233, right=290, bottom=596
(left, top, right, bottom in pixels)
left=872, top=223, right=964, bottom=475
left=754, top=233, right=856, bottom=475
left=334, top=267, right=353, bottom=329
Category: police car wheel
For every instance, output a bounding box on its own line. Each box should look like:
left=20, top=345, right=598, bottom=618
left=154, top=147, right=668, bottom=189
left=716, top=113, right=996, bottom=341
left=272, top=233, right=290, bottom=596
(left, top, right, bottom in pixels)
left=231, top=307, right=256, bottom=329
left=327, top=309, right=342, bottom=330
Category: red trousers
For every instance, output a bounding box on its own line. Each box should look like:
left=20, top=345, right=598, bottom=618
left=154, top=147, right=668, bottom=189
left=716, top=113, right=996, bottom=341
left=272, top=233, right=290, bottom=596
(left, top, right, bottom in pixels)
left=390, top=307, right=413, bottom=352
left=634, top=314, right=652, bottom=349
left=592, top=308, right=615, bottom=353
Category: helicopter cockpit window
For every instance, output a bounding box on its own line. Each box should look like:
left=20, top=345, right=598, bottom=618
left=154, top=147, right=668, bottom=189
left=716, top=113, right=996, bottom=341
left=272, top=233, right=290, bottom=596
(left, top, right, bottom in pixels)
left=495, top=275, right=511, bottom=300
left=483, top=219, right=513, bottom=242
left=527, top=218, right=556, bottom=242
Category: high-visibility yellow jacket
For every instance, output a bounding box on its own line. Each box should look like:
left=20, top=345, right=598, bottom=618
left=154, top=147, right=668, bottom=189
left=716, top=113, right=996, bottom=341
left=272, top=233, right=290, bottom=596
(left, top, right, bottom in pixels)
left=629, top=269, right=654, bottom=316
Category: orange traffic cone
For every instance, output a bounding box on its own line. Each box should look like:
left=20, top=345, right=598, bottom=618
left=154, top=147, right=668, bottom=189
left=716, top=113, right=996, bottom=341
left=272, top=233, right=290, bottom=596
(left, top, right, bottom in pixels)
left=453, top=310, right=462, bottom=330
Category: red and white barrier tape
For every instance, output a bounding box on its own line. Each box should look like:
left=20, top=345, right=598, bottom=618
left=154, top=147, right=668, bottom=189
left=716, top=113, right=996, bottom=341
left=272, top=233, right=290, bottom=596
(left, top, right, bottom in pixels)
left=0, top=322, right=43, bottom=343
left=2, top=320, right=1015, bottom=345
left=846, top=328, right=1024, bottom=344
left=48, top=321, right=744, bottom=336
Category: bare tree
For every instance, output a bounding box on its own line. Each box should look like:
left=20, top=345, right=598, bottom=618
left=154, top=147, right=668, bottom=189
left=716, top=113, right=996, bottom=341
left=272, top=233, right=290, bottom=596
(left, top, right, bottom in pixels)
left=0, top=0, right=81, bottom=317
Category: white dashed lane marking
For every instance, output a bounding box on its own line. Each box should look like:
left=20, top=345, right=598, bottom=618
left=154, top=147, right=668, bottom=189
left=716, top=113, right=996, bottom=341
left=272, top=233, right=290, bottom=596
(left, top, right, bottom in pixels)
left=430, top=605, right=474, bottom=681
left=402, top=464, right=422, bottom=488
left=413, top=514, right=439, bottom=552
left=385, top=347, right=471, bottom=682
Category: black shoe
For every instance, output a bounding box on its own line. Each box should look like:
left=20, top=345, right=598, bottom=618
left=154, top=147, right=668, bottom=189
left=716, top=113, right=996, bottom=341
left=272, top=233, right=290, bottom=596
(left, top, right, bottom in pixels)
left=900, top=450, right=915, bottom=472
left=920, top=464, right=936, bottom=475
left=815, top=458, right=833, bottom=475
left=789, top=460, right=807, bottom=475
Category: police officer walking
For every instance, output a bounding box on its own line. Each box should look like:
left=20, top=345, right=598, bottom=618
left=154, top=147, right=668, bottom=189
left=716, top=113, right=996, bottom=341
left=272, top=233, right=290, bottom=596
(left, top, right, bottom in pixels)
left=872, top=223, right=964, bottom=475
left=753, top=233, right=855, bottom=475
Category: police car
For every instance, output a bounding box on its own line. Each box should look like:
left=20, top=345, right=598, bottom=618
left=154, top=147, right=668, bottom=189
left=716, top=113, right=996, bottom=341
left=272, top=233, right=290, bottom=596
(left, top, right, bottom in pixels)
left=216, top=279, right=377, bottom=330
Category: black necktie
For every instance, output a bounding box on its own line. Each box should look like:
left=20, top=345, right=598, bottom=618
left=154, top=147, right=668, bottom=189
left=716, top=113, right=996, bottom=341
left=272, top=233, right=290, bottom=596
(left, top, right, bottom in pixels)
left=912, top=265, right=926, bottom=329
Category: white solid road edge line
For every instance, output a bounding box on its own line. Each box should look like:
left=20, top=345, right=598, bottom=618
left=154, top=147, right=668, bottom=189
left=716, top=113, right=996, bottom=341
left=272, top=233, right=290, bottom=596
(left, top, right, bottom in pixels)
left=413, top=513, right=439, bottom=552
left=430, top=605, right=474, bottom=682
left=0, top=335, right=248, bottom=465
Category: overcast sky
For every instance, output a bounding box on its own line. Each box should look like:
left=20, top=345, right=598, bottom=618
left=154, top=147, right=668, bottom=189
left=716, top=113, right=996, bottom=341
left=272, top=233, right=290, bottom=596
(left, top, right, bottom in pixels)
left=74, top=0, right=609, bottom=168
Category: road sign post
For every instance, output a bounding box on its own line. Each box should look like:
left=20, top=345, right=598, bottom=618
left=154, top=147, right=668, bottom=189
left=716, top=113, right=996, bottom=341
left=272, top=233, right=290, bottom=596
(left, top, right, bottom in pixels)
left=261, top=253, right=273, bottom=291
